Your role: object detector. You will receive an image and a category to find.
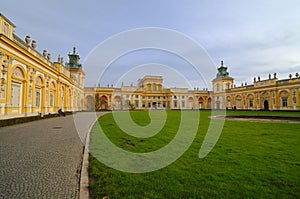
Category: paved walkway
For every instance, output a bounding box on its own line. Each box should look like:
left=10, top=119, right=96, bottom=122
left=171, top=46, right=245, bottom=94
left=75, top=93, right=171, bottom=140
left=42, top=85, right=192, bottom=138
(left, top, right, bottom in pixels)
left=0, top=112, right=101, bottom=199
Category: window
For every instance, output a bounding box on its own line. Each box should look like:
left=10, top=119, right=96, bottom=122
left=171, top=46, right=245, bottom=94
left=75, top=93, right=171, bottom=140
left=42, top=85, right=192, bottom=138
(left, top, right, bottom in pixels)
left=173, top=100, right=177, bottom=108
left=227, top=100, right=231, bottom=107
left=158, top=85, right=161, bottom=91
left=148, top=85, right=151, bottom=91
left=282, top=98, right=288, bottom=107
left=249, top=100, right=253, bottom=107
left=158, top=101, right=161, bottom=108
left=135, top=100, right=139, bottom=108
left=216, top=83, right=220, bottom=92
left=125, top=100, right=130, bottom=108
left=50, top=92, right=54, bottom=107
left=135, top=95, right=139, bottom=99
left=11, top=82, right=22, bottom=108
left=163, top=101, right=166, bottom=108
left=292, top=90, right=296, bottom=104
left=36, top=89, right=41, bottom=107
left=182, top=101, right=185, bottom=108
left=153, top=83, right=156, bottom=91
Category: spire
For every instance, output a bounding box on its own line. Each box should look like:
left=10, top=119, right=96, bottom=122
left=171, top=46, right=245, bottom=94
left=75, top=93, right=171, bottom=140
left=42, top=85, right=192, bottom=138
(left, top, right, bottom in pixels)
left=73, top=46, right=76, bottom=54
left=221, top=60, right=224, bottom=67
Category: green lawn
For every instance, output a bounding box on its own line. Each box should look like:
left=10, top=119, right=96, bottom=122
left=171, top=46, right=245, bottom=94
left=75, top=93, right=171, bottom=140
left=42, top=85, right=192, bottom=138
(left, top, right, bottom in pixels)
left=89, top=110, right=300, bottom=198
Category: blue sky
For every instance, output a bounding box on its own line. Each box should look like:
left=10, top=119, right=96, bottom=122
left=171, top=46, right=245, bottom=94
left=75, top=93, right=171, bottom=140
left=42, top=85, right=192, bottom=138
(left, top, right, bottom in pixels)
left=1, top=0, right=300, bottom=88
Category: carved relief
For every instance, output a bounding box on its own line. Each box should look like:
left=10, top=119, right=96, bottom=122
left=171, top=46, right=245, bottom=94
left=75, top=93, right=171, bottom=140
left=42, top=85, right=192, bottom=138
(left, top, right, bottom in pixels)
left=12, top=67, right=24, bottom=80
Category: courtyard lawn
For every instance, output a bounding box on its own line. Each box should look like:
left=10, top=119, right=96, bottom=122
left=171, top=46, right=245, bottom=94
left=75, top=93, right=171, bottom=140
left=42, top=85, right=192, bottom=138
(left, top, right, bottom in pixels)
left=89, top=110, right=300, bottom=198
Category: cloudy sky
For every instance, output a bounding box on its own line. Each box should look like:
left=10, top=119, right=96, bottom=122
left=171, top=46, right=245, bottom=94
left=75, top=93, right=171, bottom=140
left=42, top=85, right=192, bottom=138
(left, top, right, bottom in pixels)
left=1, top=0, right=300, bottom=88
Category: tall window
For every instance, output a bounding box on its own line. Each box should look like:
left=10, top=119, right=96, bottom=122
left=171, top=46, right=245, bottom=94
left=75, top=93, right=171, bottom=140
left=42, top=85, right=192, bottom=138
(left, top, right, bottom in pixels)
left=216, top=83, right=220, bottom=92
left=148, top=85, right=151, bottom=91
left=282, top=98, right=288, bottom=107
left=153, top=83, right=156, bottom=91
left=292, top=90, right=296, bottom=104
left=50, top=91, right=54, bottom=107
left=135, top=100, right=139, bottom=108
left=173, top=100, right=177, bottom=108
left=249, top=100, right=253, bottom=107
left=36, top=89, right=41, bottom=107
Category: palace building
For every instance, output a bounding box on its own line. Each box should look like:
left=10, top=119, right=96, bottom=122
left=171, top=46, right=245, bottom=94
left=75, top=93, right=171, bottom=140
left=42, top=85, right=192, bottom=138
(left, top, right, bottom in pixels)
left=1, top=13, right=299, bottom=120
left=0, top=13, right=85, bottom=119
left=85, top=61, right=300, bottom=111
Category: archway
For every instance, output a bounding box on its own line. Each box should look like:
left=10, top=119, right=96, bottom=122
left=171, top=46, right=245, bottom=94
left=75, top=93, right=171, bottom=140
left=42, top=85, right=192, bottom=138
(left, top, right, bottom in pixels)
left=100, top=95, right=108, bottom=110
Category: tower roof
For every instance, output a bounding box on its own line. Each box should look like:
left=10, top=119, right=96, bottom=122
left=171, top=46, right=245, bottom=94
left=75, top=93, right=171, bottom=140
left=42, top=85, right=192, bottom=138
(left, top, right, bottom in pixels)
left=213, top=60, right=233, bottom=80
left=67, top=46, right=82, bottom=69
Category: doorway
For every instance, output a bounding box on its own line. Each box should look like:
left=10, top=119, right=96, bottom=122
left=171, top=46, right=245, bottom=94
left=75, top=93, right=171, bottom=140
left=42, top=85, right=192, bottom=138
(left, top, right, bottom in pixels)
left=264, top=100, right=269, bottom=111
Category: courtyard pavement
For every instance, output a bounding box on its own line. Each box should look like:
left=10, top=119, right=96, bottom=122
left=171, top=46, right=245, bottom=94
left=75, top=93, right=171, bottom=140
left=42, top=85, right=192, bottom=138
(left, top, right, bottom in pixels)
left=0, top=112, right=103, bottom=199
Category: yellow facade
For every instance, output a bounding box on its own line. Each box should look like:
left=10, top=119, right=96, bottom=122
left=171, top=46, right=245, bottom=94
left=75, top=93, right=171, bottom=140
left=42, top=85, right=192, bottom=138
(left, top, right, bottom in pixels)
left=0, top=14, right=85, bottom=119
left=85, top=75, right=212, bottom=111
left=85, top=62, right=300, bottom=111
